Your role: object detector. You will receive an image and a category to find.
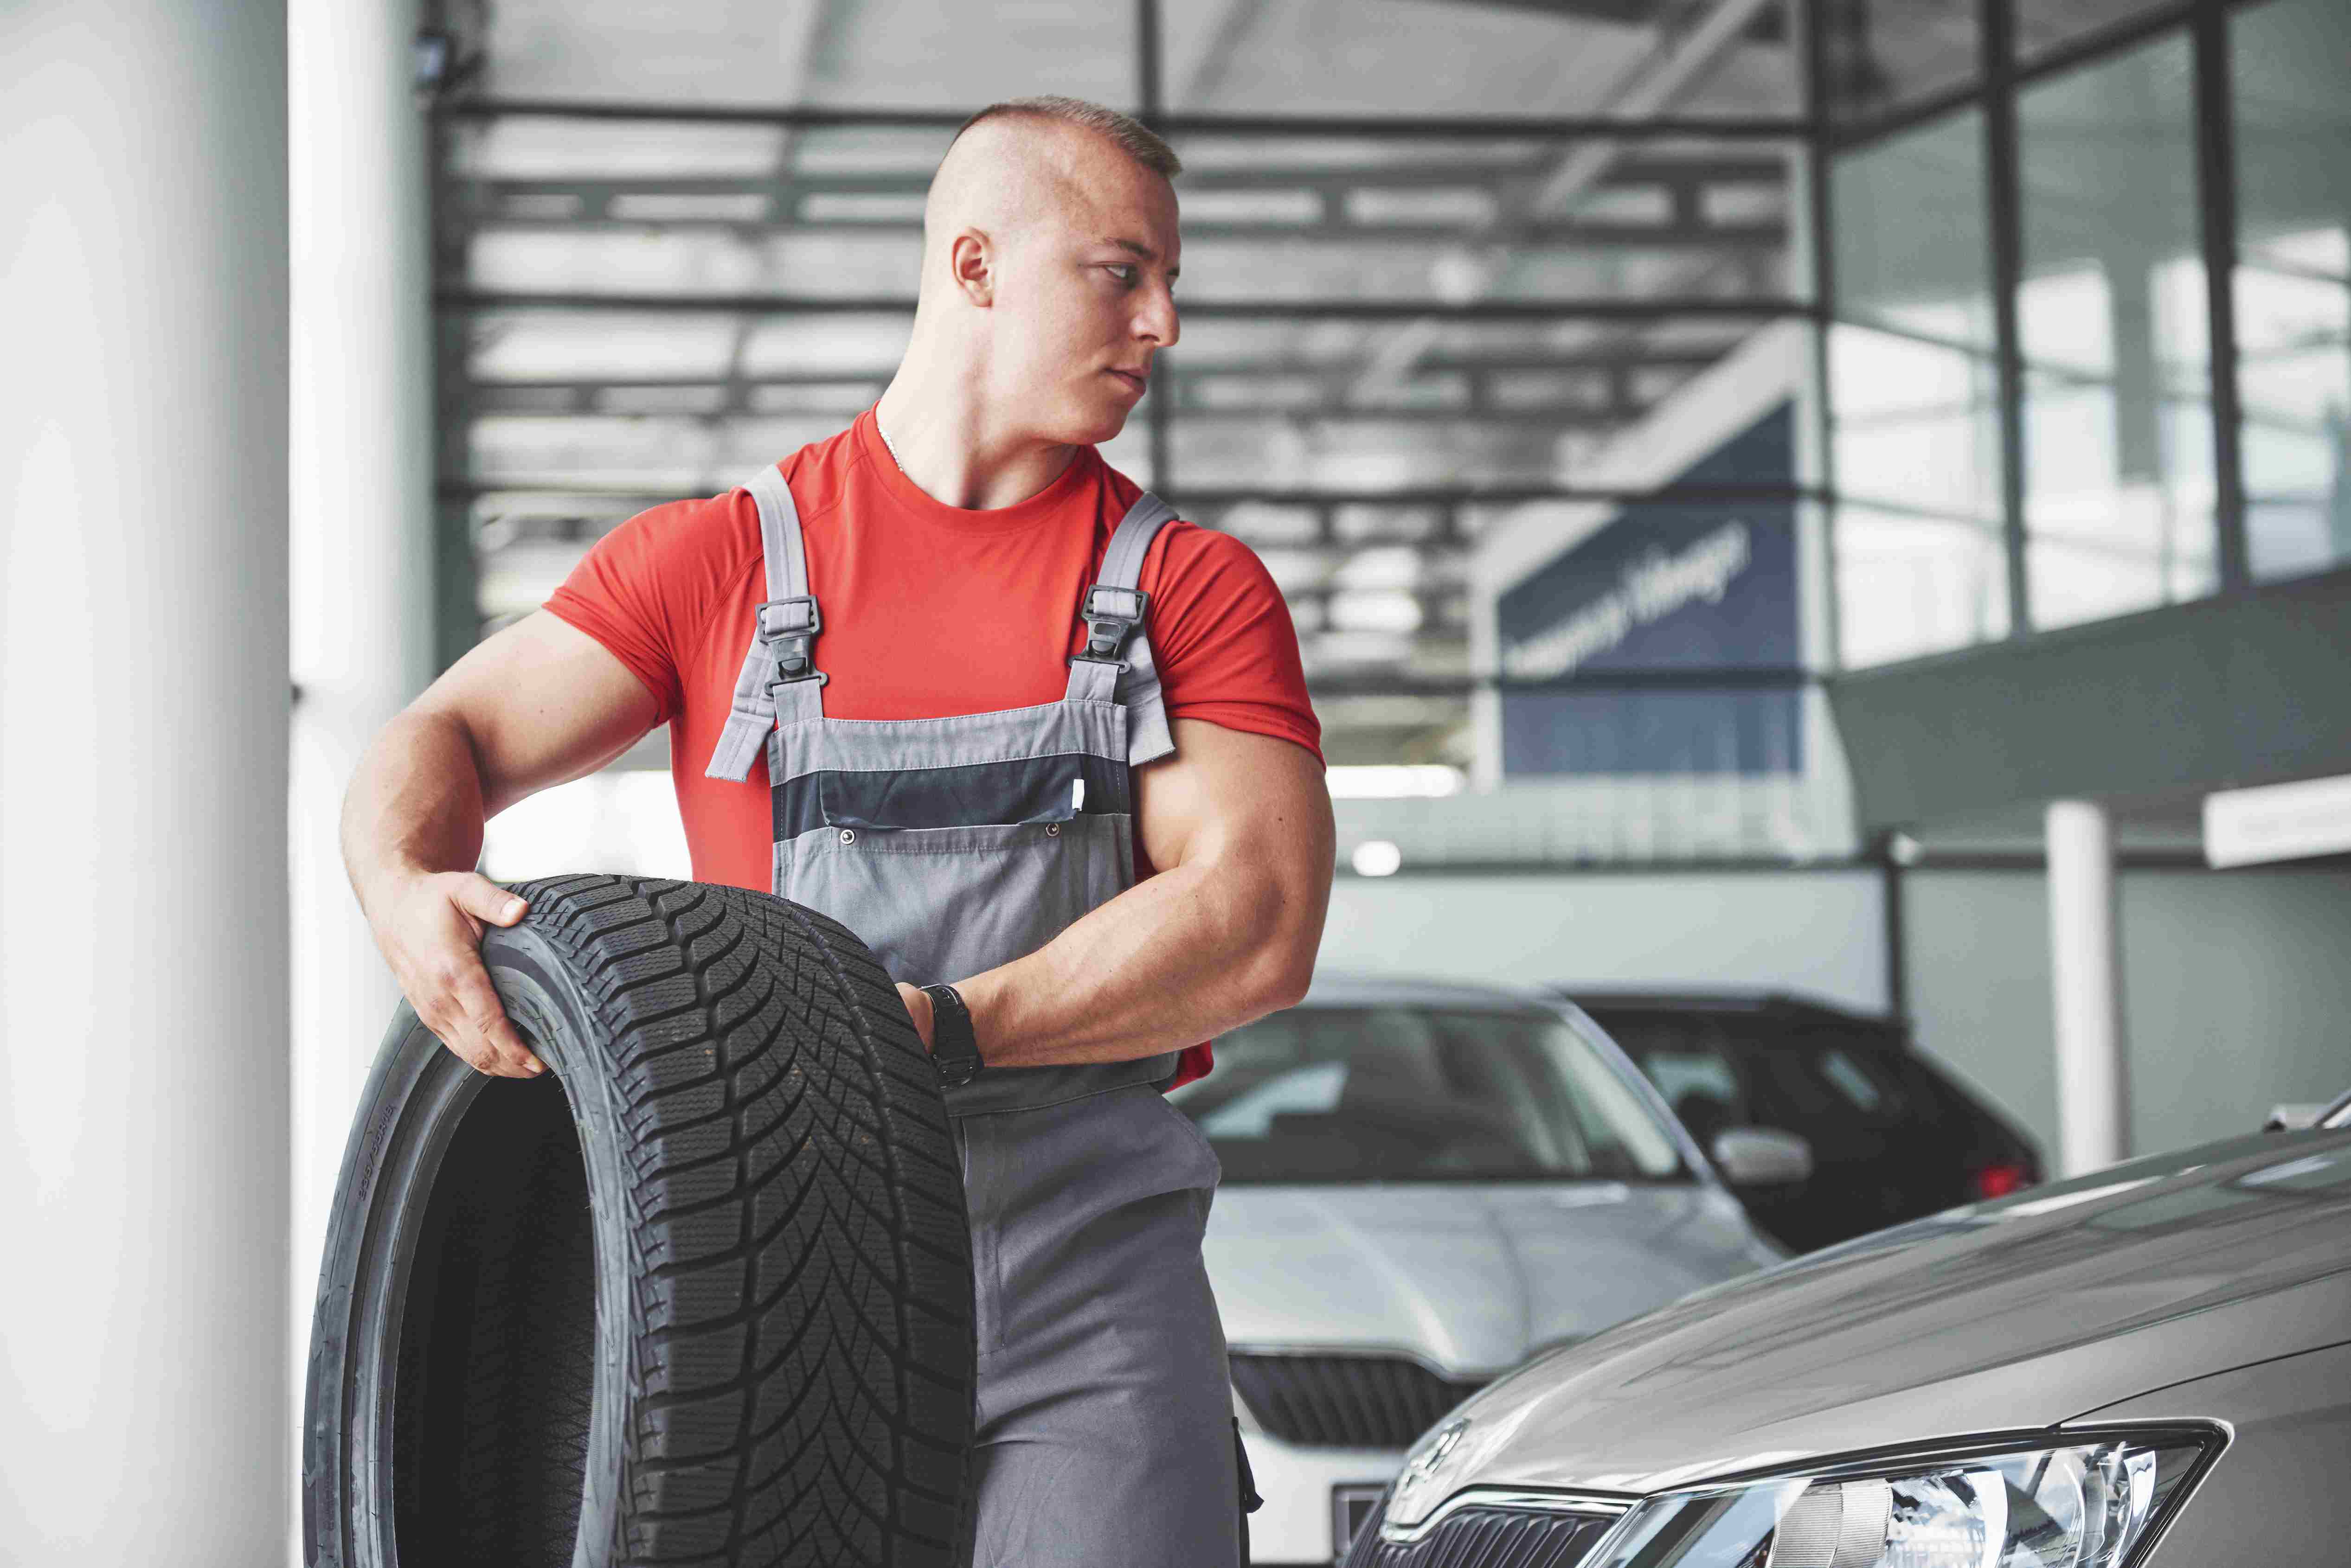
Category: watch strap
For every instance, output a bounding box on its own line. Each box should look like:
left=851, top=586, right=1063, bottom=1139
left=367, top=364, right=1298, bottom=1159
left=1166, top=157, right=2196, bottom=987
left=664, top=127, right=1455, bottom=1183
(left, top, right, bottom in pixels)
left=919, top=983, right=982, bottom=1087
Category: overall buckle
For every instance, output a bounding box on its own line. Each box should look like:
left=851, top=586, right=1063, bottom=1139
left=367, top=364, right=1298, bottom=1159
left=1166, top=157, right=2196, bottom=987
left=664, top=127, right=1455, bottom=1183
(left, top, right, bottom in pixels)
left=1073, top=585, right=1149, bottom=668
left=756, top=595, right=823, bottom=683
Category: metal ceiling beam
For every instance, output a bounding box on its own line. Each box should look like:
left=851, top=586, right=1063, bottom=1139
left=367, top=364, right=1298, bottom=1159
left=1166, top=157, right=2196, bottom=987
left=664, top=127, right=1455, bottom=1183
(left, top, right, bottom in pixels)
left=1179, top=480, right=1818, bottom=506
left=464, top=160, right=1790, bottom=194
left=454, top=472, right=1982, bottom=532
left=440, top=477, right=1822, bottom=507
left=1350, top=0, right=1791, bottom=400
left=436, top=288, right=1808, bottom=321
left=469, top=395, right=1654, bottom=429
left=1305, top=667, right=1818, bottom=697
left=464, top=208, right=1788, bottom=250
left=1171, top=0, right=1261, bottom=110
left=474, top=512, right=1479, bottom=556
left=463, top=359, right=1678, bottom=424
left=1429, top=0, right=1787, bottom=43
left=707, top=0, right=838, bottom=522
left=432, top=98, right=1807, bottom=139
left=455, top=156, right=1788, bottom=202
left=462, top=349, right=1724, bottom=390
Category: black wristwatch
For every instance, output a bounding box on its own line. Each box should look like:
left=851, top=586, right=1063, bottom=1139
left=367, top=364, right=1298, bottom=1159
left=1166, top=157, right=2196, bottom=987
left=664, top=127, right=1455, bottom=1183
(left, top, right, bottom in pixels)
left=919, top=983, right=983, bottom=1087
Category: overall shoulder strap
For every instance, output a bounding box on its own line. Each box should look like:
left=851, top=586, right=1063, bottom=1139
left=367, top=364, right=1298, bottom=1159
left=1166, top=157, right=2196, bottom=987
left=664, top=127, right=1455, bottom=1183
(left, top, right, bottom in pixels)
left=1064, top=491, right=1180, bottom=765
left=703, top=463, right=827, bottom=781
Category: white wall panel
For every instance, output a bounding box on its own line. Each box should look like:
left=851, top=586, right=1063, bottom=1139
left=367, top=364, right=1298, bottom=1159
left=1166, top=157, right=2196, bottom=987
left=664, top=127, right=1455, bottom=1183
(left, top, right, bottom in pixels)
left=1902, top=866, right=2351, bottom=1167
left=1318, top=869, right=1888, bottom=1011
left=1, top=3, right=289, bottom=1558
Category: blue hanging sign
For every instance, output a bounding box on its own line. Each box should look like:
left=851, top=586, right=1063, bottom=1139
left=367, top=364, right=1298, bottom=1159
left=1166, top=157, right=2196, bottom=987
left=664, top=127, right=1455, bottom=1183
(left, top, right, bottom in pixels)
left=1496, top=404, right=1800, bottom=777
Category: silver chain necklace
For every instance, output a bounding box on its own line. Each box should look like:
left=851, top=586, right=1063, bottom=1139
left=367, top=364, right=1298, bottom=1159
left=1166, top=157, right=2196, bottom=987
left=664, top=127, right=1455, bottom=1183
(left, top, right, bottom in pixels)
left=877, top=416, right=908, bottom=475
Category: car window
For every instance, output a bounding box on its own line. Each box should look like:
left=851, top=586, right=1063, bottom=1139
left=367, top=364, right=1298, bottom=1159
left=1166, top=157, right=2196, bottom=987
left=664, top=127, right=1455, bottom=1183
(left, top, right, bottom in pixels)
left=1168, top=1005, right=1687, bottom=1184
left=1640, top=1047, right=1745, bottom=1141
left=1817, top=1049, right=1896, bottom=1113
left=1747, top=1042, right=1912, bottom=1123
left=1582, top=1014, right=1752, bottom=1143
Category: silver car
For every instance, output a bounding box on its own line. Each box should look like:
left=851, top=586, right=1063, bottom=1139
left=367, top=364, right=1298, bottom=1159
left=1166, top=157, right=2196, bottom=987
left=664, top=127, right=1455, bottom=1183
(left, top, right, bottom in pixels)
left=1167, top=974, right=1793, bottom=1565
left=1346, top=1092, right=2351, bottom=1567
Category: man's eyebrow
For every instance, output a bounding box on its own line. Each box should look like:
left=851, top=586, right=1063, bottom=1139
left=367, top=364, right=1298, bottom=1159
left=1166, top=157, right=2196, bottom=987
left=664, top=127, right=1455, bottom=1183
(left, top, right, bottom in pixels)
left=1102, top=237, right=1179, bottom=276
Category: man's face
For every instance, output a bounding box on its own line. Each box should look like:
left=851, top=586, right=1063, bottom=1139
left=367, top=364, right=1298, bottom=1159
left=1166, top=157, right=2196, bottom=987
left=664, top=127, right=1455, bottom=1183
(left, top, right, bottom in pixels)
left=987, top=146, right=1181, bottom=448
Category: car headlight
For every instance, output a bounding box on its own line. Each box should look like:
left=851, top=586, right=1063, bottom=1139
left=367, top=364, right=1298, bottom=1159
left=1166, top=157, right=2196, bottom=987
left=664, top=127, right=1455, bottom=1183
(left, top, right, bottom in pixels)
left=1580, top=1430, right=2218, bottom=1568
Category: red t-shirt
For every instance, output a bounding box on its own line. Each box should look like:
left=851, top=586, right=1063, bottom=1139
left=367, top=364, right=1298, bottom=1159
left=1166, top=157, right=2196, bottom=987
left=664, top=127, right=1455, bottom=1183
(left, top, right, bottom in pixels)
left=543, top=404, right=1321, bottom=1088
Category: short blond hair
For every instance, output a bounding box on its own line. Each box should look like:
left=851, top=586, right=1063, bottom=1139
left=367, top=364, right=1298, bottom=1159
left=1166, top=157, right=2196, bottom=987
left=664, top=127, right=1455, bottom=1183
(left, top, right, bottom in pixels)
left=950, top=95, right=1182, bottom=180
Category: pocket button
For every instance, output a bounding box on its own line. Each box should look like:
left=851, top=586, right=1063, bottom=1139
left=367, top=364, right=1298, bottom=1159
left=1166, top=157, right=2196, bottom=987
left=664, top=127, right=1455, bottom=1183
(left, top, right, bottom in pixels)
left=1045, top=823, right=1060, bottom=838
left=839, top=828, right=856, bottom=845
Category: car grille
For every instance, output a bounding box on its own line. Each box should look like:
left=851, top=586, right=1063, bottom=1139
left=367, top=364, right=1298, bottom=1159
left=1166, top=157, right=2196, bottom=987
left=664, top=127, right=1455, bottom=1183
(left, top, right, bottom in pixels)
left=1339, top=1494, right=1617, bottom=1568
left=1229, top=1353, right=1489, bottom=1449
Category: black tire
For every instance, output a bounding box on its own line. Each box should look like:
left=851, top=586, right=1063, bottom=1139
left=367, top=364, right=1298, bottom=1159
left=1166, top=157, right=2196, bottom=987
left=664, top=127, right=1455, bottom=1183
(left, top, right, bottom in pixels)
left=303, top=873, right=976, bottom=1567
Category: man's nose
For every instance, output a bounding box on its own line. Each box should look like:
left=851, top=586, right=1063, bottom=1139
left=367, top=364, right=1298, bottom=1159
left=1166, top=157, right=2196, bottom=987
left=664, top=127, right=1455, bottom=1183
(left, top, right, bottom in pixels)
left=1136, top=284, right=1178, bottom=349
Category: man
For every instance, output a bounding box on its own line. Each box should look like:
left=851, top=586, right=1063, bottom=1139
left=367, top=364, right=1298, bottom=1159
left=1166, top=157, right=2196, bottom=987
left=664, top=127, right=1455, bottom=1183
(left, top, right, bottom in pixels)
left=342, top=95, right=1334, bottom=1566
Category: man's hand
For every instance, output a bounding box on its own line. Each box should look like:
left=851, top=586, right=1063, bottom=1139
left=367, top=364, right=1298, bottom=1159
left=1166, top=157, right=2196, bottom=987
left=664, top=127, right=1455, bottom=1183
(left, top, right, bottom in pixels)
left=896, top=982, right=937, bottom=1053
left=360, top=870, right=547, bottom=1078
left=340, top=610, right=661, bottom=1079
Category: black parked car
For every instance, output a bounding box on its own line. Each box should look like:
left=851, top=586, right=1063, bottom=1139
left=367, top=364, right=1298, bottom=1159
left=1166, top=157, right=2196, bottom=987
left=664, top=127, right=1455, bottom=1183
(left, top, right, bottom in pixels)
left=1561, top=989, right=2043, bottom=1253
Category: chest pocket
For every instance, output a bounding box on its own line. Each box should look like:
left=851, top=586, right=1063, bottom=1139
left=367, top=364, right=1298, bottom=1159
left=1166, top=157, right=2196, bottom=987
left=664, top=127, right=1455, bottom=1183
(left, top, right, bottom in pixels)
left=793, top=753, right=1134, bottom=835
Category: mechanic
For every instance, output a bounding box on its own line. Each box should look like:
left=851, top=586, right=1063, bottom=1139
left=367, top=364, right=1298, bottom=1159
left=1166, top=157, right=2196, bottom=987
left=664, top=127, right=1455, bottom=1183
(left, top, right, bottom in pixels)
left=340, top=95, right=1335, bottom=1567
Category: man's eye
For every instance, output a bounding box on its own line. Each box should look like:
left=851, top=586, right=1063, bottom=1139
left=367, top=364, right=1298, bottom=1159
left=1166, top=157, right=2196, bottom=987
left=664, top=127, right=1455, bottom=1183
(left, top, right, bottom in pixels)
left=1105, top=264, right=1137, bottom=283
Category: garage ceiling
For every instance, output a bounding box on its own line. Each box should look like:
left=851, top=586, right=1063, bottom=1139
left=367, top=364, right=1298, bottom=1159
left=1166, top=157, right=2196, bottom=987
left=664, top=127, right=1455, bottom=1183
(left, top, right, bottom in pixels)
left=428, top=0, right=1803, bottom=766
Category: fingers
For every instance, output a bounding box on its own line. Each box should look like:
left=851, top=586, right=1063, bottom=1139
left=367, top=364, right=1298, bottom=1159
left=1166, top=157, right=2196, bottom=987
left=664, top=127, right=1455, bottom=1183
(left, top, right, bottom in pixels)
left=405, top=875, right=546, bottom=1079
left=442, top=953, right=547, bottom=1079
left=457, top=874, right=530, bottom=928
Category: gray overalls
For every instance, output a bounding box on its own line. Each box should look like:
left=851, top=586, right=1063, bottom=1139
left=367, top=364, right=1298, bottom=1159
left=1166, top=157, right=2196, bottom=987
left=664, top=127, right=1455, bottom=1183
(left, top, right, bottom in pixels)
left=704, top=461, right=1244, bottom=1567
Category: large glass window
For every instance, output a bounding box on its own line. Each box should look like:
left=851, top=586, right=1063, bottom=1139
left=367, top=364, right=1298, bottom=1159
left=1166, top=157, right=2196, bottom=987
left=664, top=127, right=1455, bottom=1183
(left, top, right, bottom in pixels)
left=2016, top=33, right=2216, bottom=629
left=1833, top=506, right=2010, bottom=664
left=1818, top=0, right=1979, bottom=124
left=2013, top=0, right=2191, bottom=65
left=1822, top=0, right=2349, bottom=665
left=1166, top=1004, right=1686, bottom=1184
left=2232, top=0, right=2351, bottom=583
left=1829, top=109, right=2008, bottom=664
left=1166, top=1, right=1794, bottom=120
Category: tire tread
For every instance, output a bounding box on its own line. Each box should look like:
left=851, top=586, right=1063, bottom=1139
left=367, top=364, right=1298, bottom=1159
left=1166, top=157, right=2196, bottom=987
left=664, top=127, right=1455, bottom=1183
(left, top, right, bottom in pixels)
left=498, top=874, right=975, bottom=1567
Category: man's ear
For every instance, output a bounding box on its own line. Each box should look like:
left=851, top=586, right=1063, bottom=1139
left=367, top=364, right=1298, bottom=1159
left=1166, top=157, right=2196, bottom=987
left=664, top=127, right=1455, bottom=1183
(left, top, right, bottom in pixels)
left=948, top=230, right=995, bottom=307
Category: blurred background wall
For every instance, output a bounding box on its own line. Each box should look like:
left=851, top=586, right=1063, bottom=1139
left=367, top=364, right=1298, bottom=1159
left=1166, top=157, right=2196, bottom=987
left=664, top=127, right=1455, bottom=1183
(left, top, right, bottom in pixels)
left=2, top=3, right=291, bottom=1561
left=5, top=1, right=2350, bottom=1560
left=458, top=0, right=2351, bottom=1174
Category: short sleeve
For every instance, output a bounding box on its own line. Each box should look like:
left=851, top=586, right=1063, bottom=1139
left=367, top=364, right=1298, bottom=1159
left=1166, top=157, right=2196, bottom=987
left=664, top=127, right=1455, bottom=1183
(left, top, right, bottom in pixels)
left=542, top=494, right=757, bottom=729
left=1143, top=524, right=1323, bottom=764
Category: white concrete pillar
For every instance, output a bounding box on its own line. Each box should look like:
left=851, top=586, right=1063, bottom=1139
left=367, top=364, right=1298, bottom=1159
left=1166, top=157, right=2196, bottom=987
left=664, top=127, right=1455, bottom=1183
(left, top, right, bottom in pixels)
left=286, top=4, right=436, bottom=1560
left=0, top=4, right=290, bottom=1562
left=2047, top=799, right=2129, bottom=1176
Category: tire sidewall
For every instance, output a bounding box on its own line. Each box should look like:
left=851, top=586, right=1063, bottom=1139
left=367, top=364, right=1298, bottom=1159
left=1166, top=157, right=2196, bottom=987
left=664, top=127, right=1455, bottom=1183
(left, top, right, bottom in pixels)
left=302, top=926, right=642, bottom=1568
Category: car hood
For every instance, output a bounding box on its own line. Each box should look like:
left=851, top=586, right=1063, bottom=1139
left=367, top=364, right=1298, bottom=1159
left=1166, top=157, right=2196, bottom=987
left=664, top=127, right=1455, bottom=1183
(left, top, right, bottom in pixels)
left=1204, top=1180, right=1776, bottom=1376
left=1431, top=1126, right=2351, bottom=1497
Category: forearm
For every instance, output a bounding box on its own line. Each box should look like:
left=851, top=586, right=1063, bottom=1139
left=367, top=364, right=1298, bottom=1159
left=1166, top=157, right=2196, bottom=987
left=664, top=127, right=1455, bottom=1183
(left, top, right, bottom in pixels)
left=953, top=849, right=1324, bottom=1069
left=339, top=708, right=493, bottom=919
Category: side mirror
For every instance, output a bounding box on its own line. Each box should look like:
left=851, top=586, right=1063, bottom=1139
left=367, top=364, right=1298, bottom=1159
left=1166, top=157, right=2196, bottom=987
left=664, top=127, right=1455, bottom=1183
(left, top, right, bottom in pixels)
left=1711, top=1126, right=1814, bottom=1187
left=2264, top=1103, right=2325, bottom=1133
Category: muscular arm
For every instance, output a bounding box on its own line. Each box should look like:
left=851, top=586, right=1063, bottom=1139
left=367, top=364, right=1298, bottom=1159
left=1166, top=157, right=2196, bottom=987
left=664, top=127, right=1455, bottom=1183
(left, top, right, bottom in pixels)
left=339, top=610, right=662, bottom=1075
left=908, top=718, right=1335, bottom=1067
left=342, top=610, right=660, bottom=901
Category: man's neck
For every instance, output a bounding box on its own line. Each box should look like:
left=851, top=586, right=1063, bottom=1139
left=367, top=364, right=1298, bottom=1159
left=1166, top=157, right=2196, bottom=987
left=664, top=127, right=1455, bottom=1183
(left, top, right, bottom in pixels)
left=873, top=377, right=1082, bottom=511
